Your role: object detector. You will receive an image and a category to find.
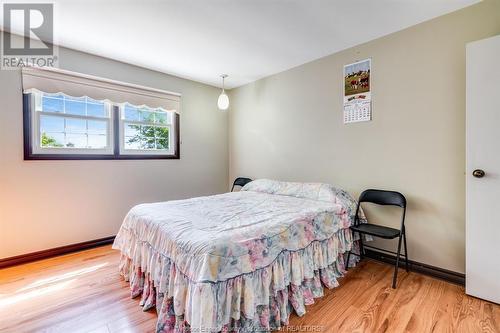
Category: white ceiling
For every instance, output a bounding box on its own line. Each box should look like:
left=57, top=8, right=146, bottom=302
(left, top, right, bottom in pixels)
left=2, top=0, right=479, bottom=88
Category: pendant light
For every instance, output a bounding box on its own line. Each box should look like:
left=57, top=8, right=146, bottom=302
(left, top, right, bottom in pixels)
left=217, top=74, right=229, bottom=110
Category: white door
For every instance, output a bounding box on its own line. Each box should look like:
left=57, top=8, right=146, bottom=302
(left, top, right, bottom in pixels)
left=466, top=35, right=500, bottom=304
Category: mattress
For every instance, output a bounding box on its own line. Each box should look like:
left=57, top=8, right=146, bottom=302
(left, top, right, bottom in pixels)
left=113, top=179, right=365, bottom=332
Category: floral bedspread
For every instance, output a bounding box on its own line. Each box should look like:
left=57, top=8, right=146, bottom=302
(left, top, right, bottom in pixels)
left=113, top=179, right=365, bottom=332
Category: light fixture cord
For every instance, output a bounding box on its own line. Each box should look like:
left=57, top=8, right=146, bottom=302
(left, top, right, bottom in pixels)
left=222, top=76, right=225, bottom=92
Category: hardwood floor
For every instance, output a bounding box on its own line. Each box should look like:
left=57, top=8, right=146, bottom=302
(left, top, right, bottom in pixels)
left=0, top=246, right=498, bottom=333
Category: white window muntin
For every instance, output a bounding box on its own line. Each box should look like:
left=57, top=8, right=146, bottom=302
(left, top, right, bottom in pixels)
left=31, top=92, right=114, bottom=155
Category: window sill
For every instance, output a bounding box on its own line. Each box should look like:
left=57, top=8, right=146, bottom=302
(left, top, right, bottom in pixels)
left=23, top=153, right=180, bottom=160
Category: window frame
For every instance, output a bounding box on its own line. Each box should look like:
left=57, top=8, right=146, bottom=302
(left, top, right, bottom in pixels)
left=23, top=93, right=180, bottom=160
left=31, top=93, right=114, bottom=155
left=119, top=103, right=175, bottom=156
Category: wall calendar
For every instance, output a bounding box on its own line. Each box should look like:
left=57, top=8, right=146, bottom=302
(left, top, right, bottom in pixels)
left=343, top=58, right=371, bottom=124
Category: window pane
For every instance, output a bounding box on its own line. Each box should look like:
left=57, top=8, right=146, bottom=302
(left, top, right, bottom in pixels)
left=124, top=105, right=140, bottom=121
left=88, top=134, right=107, bottom=149
left=140, top=109, right=155, bottom=122
left=155, top=112, right=168, bottom=124
left=124, top=136, right=141, bottom=149
left=41, top=132, right=64, bottom=148
left=154, top=126, right=169, bottom=139
left=40, top=115, right=64, bottom=132
left=42, top=96, right=64, bottom=113
left=141, top=138, right=156, bottom=149
left=88, top=120, right=107, bottom=134
left=65, top=100, right=86, bottom=116
left=87, top=102, right=106, bottom=117
left=65, top=118, right=87, bottom=133
left=141, top=125, right=155, bottom=138
left=65, top=134, right=87, bottom=148
left=124, top=123, right=140, bottom=137
left=156, top=138, right=168, bottom=150
left=122, top=122, right=170, bottom=151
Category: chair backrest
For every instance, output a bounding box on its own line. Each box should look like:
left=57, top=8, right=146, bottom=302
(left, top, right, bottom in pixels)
left=231, top=177, right=252, bottom=191
left=359, top=189, right=406, bottom=208
left=355, top=189, right=407, bottom=228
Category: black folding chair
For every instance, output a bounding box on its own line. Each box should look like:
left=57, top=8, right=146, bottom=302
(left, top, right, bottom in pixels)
left=346, top=189, right=408, bottom=288
left=231, top=177, right=252, bottom=192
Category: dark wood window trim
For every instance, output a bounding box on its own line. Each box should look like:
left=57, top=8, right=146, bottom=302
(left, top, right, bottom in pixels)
left=23, top=93, right=180, bottom=160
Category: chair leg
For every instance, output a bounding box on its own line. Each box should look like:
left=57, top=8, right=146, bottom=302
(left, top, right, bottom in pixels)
left=346, top=251, right=351, bottom=270
left=392, top=234, right=403, bottom=289
left=403, top=231, right=409, bottom=272
left=359, top=232, right=364, bottom=259
left=346, top=231, right=358, bottom=270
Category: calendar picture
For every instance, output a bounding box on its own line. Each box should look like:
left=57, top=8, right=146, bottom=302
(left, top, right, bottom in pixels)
left=343, top=58, right=372, bottom=124
left=344, top=59, right=371, bottom=97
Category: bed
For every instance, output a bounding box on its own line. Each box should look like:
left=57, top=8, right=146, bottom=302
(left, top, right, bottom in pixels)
left=112, top=179, right=365, bottom=333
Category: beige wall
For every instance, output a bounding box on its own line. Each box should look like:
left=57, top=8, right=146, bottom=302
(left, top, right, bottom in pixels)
left=228, top=0, right=500, bottom=273
left=0, top=42, right=228, bottom=259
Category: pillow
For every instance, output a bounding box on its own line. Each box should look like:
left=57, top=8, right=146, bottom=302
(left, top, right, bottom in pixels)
left=241, top=179, right=366, bottom=222
left=241, top=178, right=342, bottom=202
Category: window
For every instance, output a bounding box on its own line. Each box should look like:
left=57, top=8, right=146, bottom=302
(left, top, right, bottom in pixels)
left=22, top=67, right=180, bottom=160
left=120, top=103, right=174, bottom=155
left=32, top=92, right=113, bottom=155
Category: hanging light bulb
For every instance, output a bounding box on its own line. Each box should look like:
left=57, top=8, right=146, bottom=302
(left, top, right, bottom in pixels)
left=217, top=74, right=229, bottom=110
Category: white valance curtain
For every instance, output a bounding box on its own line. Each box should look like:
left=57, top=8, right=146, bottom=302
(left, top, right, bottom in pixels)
left=21, top=66, right=181, bottom=112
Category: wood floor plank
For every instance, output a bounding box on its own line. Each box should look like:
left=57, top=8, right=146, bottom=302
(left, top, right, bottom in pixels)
left=403, top=277, right=445, bottom=332
left=0, top=245, right=499, bottom=333
left=289, top=260, right=392, bottom=332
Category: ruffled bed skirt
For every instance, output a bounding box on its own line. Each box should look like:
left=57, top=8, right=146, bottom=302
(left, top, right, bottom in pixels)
left=117, top=228, right=357, bottom=333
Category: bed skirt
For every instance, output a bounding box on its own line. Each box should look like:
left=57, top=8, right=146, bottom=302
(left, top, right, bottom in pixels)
left=117, top=228, right=357, bottom=333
